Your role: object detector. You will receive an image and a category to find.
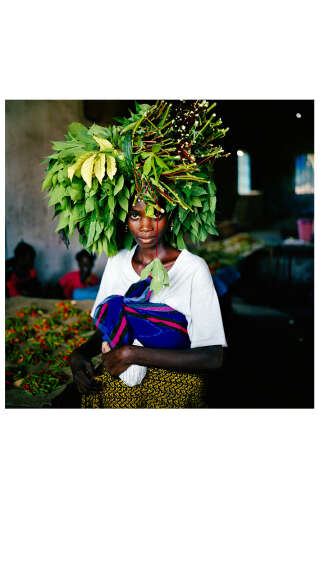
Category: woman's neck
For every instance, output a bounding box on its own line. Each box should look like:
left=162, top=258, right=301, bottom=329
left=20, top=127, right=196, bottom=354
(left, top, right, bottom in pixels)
left=134, top=242, right=180, bottom=268
left=134, top=242, right=166, bottom=265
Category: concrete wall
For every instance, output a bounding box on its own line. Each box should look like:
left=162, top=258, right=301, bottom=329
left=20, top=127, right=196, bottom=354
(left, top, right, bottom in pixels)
left=5, top=100, right=108, bottom=284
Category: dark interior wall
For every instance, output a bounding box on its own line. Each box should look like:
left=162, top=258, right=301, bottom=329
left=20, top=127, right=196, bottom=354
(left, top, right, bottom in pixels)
left=213, top=100, right=314, bottom=222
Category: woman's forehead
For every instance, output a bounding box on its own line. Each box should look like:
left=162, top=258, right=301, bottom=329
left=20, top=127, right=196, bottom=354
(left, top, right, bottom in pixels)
left=131, top=200, right=147, bottom=210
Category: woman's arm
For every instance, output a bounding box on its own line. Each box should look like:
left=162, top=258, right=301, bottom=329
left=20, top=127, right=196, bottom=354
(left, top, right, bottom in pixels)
left=70, top=330, right=103, bottom=393
left=102, top=344, right=224, bottom=376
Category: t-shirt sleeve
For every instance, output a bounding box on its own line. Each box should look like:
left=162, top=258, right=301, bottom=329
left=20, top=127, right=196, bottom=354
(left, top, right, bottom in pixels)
left=59, top=273, right=68, bottom=288
left=90, top=260, right=109, bottom=319
left=188, top=259, right=227, bottom=348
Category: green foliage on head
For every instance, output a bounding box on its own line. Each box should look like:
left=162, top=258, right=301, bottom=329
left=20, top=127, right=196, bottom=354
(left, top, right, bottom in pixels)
left=41, top=101, right=229, bottom=257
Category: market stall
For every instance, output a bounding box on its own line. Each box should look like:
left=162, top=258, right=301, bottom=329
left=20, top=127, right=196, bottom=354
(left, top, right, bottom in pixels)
left=5, top=297, right=98, bottom=408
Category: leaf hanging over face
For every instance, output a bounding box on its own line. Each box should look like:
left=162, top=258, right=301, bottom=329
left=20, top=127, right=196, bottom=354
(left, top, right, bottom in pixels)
left=81, top=154, right=97, bottom=188
left=106, top=155, right=117, bottom=180
left=94, top=153, right=106, bottom=184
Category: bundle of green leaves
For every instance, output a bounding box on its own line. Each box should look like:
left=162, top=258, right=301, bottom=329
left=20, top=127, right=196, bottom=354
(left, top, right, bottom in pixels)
left=42, top=101, right=228, bottom=291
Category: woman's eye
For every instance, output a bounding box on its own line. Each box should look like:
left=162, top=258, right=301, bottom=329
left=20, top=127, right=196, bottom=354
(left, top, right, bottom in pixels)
left=130, top=212, right=139, bottom=219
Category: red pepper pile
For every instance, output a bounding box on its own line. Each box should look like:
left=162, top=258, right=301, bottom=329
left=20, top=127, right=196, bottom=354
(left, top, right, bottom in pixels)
left=5, top=302, right=94, bottom=395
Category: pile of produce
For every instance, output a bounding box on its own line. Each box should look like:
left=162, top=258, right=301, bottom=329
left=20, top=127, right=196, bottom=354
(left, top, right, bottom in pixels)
left=5, top=301, right=95, bottom=405
left=194, top=233, right=264, bottom=272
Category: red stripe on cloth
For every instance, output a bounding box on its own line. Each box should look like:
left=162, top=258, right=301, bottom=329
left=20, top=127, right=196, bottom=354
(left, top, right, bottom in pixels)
left=133, top=306, right=176, bottom=312
left=96, top=302, right=108, bottom=327
left=148, top=317, right=188, bottom=334
left=110, top=316, right=127, bottom=348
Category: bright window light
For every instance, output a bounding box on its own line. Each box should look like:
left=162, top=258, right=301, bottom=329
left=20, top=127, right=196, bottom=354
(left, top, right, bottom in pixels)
left=237, top=150, right=251, bottom=194
left=295, top=154, right=314, bottom=195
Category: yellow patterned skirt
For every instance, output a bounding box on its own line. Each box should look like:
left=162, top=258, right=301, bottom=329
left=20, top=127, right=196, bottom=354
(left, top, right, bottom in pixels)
left=81, top=367, right=205, bottom=409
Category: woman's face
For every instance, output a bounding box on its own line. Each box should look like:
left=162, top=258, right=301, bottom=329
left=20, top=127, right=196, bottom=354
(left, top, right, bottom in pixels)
left=127, top=200, right=168, bottom=248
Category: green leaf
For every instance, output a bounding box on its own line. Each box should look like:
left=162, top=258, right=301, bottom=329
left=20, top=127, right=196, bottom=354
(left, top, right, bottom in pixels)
left=143, top=155, right=152, bottom=176
left=191, top=219, right=199, bottom=233
left=208, top=181, right=216, bottom=196
left=145, top=203, right=154, bottom=218
left=118, top=209, right=127, bottom=222
left=86, top=220, right=97, bottom=247
left=93, top=136, right=113, bottom=151
left=106, top=224, right=114, bottom=240
left=178, top=209, right=189, bottom=223
left=114, top=175, right=124, bottom=195
left=150, top=277, right=163, bottom=294
left=88, top=124, right=112, bottom=139
left=118, top=194, right=128, bottom=212
left=191, top=186, right=208, bottom=196
left=69, top=187, right=83, bottom=202
left=56, top=211, right=70, bottom=232
left=176, top=234, right=186, bottom=249
left=68, top=151, right=95, bottom=182
left=68, top=122, right=96, bottom=146
left=106, top=155, right=117, bottom=179
left=94, top=221, right=104, bottom=242
left=154, top=155, right=169, bottom=171
left=199, top=227, right=208, bottom=242
left=57, top=167, right=67, bottom=183
left=191, top=196, right=203, bottom=207
left=85, top=196, right=95, bottom=213
left=123, top=134, right=133, bottom=173
left=94, top=153, right=106, bottom=184
left=108, top=195, right=115, bottom=212
left=152, top=158, right=158, bottom=183
left=42, top=162, right=61, bottom=190
left=48, top=185, right=65, bottom=206
left=152, top=144, right=161, bottom=153
left=173, top=218, right=181, bottom=234
left=81, top=154, right=97, bottom=188
left=70, top=204, right=86, bottom=224
left=209, top=196, right=216, bottom=212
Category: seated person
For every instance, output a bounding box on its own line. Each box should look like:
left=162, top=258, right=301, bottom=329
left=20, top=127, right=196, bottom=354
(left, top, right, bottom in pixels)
left=6, top=241, right=42, bottom=297
left=59, top=250, right=99, bottom=300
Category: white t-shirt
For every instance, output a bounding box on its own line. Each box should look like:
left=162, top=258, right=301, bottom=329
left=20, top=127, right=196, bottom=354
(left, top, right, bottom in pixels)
left=91, top=247, right=227, bottom=349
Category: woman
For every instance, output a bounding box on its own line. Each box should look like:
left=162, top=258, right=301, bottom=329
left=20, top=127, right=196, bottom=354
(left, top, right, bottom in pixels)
left=70, top=199, right=227, bottom=408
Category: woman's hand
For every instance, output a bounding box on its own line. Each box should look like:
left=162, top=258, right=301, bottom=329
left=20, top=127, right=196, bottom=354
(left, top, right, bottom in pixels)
left=101, top=345, right=132, bottom=376
left=70, top=349, right=97, bottom=394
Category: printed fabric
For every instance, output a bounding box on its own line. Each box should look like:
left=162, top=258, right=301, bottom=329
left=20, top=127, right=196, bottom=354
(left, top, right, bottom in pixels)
left=93, top=275, right=191, bottom=350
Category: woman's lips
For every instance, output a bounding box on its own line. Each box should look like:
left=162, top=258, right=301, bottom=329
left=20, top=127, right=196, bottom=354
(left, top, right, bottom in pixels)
left=137, top=235, right=156, bottom=240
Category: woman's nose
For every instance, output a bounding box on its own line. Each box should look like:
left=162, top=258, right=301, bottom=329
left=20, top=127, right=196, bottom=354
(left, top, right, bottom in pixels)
left=140, top=216, right=154, bottom=231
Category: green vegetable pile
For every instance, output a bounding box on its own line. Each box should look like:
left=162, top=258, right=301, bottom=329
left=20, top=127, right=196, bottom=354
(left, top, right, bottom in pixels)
left=42, top=100, right=229, bottom=258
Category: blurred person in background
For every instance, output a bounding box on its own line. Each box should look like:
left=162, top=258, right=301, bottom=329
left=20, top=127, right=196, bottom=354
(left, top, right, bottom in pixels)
left=58, top=250, right=99, bottom=300
left=6, top=241, right=42, bottom=297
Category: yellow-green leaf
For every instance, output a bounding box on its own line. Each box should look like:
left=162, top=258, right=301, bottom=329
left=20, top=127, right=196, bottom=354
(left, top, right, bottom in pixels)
left=93, top=136, right=113, bottom=151
left=94, top=153, right=106, bottom=184
left=68, top=152, right=94, bottom=181
left=106, top=155, right=117, bottom=180
left=81, top=154, right=97, bottom=188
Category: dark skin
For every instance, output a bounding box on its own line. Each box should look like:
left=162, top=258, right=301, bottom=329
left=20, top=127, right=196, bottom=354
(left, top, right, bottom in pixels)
left=55, top=253, right=95, bottom=299
left=13, top=252, right=42, bottom=297
left=78, top=254, right=95, bottom=284
left=71, top=201, right=224, bottom=394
